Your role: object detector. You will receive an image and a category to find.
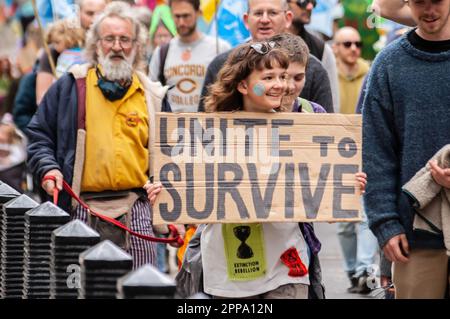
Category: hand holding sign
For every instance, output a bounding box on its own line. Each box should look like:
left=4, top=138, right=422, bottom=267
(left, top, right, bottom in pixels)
left=355, top=172, right=367, bottom=195
left=144, top=181, right=186, bottom=248
left=144, top=181, right=162, bottom=206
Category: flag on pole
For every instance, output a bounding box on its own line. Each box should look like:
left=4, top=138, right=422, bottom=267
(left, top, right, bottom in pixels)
left=204, top=0, right=249, bottom=48
left=201, top=0, right=216, bottom=24
left=149, top=4, right=177, bottom=38
left=36, top=0, right=77, bottom=28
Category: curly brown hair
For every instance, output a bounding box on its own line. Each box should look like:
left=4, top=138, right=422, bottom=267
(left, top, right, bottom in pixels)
left=46, top=18, right=85, bottom=49
left=204, top=42, right=289, bottom=113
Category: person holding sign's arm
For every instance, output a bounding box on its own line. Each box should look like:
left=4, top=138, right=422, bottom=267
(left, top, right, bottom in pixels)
left=146, top=41, right=367, bottom=299
left=371, top=0, right=416, bottom=27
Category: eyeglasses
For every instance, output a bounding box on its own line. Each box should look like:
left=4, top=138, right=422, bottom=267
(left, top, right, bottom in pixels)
left=100, top=36, right=136, bottom=49
left=250, top=41, right=277, bottom=54
left=249, top=9, right=286, bottom=19
left=290, top=0, right=317, bottom=9
left=339, top=41, right=363, bottom=49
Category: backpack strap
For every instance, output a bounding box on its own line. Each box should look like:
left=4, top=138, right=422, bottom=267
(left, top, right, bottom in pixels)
left=299, top=98, right=314, bottom=113
left=158, top=42, right=170, bottom=86
left=161, top=92, right=173, bottom=112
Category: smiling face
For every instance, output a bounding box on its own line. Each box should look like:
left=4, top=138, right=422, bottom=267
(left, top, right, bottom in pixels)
left=409, top=0, right=450, bottom=40
left=281, top=61, right=306, bottom=110
left=244, top=0, right=293, bottom=41
left=238, top=64, right=287, bottom=113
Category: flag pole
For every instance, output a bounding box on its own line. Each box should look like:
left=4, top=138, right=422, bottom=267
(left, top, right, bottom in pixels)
left=31, top=0, right=57, bottom=77
left=214, top=0, right=220, bottom=54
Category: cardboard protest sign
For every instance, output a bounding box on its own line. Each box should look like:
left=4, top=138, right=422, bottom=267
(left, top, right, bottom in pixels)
left=153, top=112, right=362, bottom=225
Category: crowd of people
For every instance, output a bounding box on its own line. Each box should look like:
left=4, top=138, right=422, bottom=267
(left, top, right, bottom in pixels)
left=0, top=0, right=449, bottom=299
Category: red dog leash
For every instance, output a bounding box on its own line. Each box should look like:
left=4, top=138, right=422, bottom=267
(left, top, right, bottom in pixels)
left=42, top=175, right=184, bottom=246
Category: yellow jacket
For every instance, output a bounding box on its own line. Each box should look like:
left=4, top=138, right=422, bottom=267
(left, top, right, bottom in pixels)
left=68, top=63, right=169, bottom=205
left=338, top=58, right=370, bottom=114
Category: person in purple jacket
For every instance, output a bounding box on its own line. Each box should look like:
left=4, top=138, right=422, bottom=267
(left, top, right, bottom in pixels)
left=273, top=33, right=326, bottom=114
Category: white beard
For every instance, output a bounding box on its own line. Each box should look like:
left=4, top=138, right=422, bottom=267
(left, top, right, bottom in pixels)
left=97, top=48, right=136, bottom=82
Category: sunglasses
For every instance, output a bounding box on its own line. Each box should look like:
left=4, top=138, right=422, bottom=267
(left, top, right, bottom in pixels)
left=250, top=41, right=277, bottom=55
left=339, top=41, right=363, bottom=49
left=292, top=0, right=317, bottom=9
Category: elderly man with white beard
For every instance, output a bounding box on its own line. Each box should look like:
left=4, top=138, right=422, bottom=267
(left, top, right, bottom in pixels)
left=26, top=1, right=183, bottom=268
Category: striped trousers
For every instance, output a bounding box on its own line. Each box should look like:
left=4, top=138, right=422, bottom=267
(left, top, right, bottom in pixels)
left=73, top=198, right=157, bottom=269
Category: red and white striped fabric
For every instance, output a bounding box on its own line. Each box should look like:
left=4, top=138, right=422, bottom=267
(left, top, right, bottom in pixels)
left=73, top=198, right=157, bottom=269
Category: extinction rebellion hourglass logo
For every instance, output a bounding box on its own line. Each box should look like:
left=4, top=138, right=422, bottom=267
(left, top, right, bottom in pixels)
left=222, top=224, right=266, bottom=280
left=234, top=226, right=253, bottom=259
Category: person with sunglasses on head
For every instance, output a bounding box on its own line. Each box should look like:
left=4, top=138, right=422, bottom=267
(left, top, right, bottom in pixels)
left=287, top=0, right=340, bottom=114
left=150, top=41, right=313, bottom=299
left=198, top=0, right=334, bottom=115
left=148, top=37, right=368, bottom=299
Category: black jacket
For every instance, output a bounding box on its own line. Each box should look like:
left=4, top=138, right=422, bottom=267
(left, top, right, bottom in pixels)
left=297, top=25, right=325, bottom=61
left=13, top=71, right=38, bottom=134
left=27, top=73, right=79, bottom=211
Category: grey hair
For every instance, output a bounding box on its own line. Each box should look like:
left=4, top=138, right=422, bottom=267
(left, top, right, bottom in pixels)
left=247, top=0, right=289, bottom=13
left=84, top=1, right=148, bottom=71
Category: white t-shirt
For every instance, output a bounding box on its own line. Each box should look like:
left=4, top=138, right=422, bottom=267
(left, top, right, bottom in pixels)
left=201, top=222, right=310, bottom=298
left=149, top=34, right=231, bottom=112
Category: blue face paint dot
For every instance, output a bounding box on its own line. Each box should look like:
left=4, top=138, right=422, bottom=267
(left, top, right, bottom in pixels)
left=252, top=83, right=266, bottom=97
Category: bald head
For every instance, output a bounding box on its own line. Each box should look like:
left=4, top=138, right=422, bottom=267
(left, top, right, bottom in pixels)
left=333, top=27, right=362, bottom=66
left=333, top=26, right=361, bottom=43
left=78, top=0, right=108, bottom=30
